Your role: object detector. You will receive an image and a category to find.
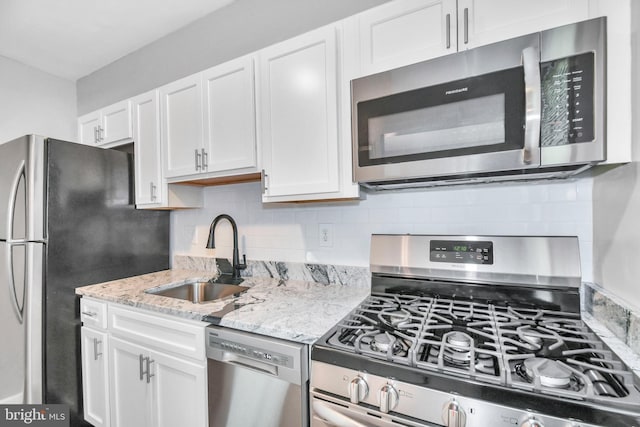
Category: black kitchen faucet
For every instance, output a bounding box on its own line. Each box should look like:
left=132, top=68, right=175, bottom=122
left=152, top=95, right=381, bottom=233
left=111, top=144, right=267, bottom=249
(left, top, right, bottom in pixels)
left=206, top=214, right=246, bottom=280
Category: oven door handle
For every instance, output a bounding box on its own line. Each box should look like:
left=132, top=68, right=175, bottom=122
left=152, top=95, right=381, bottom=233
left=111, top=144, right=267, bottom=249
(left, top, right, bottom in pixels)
left=522, top=45, right=541, bottom=165
left=313, top=400, right=368, bottom=427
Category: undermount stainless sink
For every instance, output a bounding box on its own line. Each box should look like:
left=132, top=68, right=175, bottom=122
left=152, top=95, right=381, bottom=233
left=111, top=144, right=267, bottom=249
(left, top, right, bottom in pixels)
left=145, top=277, right=249, bottom=304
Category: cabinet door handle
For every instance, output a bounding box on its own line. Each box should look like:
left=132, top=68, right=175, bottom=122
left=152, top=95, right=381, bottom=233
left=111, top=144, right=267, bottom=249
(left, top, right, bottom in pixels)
left=81, top=310, right=97, bottom=317
left=93, top=338, right=102, bottom=360
left=150, top=182, right=157, bottom=201
left=201, top=148, right=208, bottom=170
left=93, top=127, right=98, bottom=143
left=139, top=354, right=146, bottom=381
left=99, top=125, right=104, bottom=142
left=146, top=358, right=155, bottom=383
left=445, top=13, right=451, bottom=49
left=260, top=169, right=268, bottom=194
left=463, top=8, right=469, bottom=45
left=195, top=149, right=202, bottom=171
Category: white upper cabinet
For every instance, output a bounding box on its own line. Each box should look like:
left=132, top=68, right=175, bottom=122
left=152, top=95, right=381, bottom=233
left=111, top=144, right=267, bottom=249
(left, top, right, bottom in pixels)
left=160, top=57, right=259, bottom=182
left=353, top=0, right=588, bottom=77
left=202, top=55, right=258, bottom=173
left=132, top=90, right=163, bottom=206
left=357, top=0, right=458, bottom=75
left=458, top=0, right=588, bottom=50
left=132, top=90, right=202, bottom=209
left=160, top=73, right=204, bottom=179
left=78, top=111, right=101, bottom=146
left=78, top=100, right=133, bottom=147
left=259, top=24, right=358, bottom=202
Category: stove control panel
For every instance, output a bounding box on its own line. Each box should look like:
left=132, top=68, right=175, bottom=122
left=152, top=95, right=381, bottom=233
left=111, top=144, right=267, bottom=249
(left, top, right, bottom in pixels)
left=430, top=240, right=493, bottom=265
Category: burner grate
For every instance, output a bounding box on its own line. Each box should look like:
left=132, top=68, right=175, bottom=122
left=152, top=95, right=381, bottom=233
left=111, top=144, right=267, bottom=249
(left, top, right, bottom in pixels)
left=324, top=292, right=640, bottom=407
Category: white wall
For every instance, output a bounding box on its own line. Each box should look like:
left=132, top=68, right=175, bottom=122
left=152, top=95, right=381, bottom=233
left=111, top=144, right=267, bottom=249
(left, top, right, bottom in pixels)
left=592, top=0, right=640, bottom=310
left=173, top=178, right=594, bottom=282
left=76, top=0, right=388, bottom=114
left=0, top=55, right=76, bottom=143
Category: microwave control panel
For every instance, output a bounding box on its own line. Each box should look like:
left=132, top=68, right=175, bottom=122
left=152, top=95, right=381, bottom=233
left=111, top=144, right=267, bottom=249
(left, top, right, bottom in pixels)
left=540, top=52, right=595, bottom=147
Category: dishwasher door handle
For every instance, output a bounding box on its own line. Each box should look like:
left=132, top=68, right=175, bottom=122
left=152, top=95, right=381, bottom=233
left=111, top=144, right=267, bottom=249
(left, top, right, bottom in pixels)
left=221, top=353, right=278, bottom=377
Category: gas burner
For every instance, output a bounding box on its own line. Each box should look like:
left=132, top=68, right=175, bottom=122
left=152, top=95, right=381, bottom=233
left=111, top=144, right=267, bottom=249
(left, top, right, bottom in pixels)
left=379, top=309, right=411, bottom=328
left=441, top=331, right=473, bottom=366
left=371, top=333, right=401, bottom=354
left=519, top=357, right=573, bottom=388
left=447, top=331, right=472, bottom=348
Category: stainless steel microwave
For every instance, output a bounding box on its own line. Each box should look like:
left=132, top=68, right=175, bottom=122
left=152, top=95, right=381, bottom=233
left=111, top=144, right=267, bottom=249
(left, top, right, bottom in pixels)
left=351, top=17, right=606, bottom=190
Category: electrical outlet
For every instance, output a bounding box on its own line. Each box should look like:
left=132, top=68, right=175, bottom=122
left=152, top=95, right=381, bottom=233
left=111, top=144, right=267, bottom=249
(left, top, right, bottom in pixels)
left=319, top=223, right=333, bottom=247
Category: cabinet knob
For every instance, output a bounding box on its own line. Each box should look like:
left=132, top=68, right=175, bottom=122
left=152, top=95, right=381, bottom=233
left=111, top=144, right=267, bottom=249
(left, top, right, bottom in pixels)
left=93, top=338, right=102, bottom=361
left=150, top=182, right=157, bottom=201
left=195, top=149, right=202, bottom=171
left=201, top=148, right=208, bottom=170
left=261, top=169, right=268, bottom=194
left=146, top=358, right=155, bottom=383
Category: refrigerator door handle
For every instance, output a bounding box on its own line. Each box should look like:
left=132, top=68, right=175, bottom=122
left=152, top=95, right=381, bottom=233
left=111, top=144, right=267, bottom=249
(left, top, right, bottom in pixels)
left=7, top=162, right=26, bottom=242
left=5, top=242, right=24, bottom=324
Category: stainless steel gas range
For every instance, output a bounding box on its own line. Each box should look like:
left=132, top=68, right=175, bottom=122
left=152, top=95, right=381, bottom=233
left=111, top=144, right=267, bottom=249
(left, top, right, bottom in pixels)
left=310, top=235, right=640, bottom=427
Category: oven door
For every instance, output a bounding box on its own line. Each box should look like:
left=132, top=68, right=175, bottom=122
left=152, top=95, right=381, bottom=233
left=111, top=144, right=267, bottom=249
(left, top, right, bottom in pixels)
left=311, top=393, right=436, bottom=427
left=352, top=33, right=541, bottom=184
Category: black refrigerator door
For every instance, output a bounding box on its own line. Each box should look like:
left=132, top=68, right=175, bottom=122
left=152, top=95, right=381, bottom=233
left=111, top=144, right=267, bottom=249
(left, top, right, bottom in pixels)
left=44, top=139, right=169, bottom=425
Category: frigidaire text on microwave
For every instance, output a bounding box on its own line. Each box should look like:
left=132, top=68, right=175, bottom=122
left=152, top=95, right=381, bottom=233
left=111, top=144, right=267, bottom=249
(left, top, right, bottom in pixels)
left=351, top=17, right=606, bottom=190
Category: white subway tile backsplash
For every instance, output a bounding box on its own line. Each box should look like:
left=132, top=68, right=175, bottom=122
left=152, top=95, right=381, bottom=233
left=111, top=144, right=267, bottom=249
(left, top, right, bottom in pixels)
left=171, top=179, right=594, bottom=278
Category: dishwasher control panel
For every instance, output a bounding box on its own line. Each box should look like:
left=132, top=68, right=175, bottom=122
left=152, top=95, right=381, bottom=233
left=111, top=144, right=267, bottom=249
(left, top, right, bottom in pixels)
left=208, top=332, right=294, bottom=368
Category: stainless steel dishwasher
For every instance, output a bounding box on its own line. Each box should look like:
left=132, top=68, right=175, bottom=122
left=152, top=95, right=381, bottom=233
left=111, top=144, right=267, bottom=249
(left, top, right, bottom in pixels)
left=206, top=325, right=309, bottom=427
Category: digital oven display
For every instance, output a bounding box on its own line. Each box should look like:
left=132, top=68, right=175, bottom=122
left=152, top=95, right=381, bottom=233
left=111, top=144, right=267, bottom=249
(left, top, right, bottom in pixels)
left=430, top=240, right=493, bottom=265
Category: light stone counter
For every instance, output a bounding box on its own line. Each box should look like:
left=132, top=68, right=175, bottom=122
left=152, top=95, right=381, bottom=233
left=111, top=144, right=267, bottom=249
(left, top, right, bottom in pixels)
left=75, top=269, right=370, bottom=344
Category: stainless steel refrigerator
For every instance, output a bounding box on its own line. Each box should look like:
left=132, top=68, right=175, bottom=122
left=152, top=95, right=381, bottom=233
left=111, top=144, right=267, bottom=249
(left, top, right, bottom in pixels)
left=0, top=135, right=170, bottom=425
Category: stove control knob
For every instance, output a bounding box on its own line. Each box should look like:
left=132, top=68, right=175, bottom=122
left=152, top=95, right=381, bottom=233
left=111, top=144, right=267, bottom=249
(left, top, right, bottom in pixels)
left=348, top=377, right=368, bottom=404
left=521, top=418, right=544, bottom=427
left=442, top=399, right=466, bottom=427
left=378, top=384, right=398, bottom=413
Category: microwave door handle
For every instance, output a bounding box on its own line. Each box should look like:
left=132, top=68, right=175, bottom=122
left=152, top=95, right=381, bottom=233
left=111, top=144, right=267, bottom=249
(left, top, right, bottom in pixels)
left=522, top=46, right=541, bottom=165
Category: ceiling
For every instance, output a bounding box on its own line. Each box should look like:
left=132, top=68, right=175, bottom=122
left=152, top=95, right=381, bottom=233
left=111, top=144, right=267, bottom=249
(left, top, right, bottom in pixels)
left=0, top=0, right=235, bottom=81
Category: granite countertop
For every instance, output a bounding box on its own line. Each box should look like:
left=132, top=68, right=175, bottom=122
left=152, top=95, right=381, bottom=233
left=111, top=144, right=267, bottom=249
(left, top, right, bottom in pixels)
left=75, top=269, right=370, bottom=344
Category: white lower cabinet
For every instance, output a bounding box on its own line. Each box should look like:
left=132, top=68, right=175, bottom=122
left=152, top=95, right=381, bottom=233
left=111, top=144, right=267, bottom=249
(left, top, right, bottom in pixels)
left=109, top=337, right=207, bottom=427
left=80, top=300, right=208, bottom=427
left=81, top=327, right=110, bottom=427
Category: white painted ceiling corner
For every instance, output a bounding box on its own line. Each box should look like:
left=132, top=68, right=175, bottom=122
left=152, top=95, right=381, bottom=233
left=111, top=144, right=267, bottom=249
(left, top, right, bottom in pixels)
left=0, top=0, right=235, bottom=81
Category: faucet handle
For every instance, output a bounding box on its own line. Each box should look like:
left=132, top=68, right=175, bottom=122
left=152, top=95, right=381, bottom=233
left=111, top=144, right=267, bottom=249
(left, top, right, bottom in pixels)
left=236, top=254, right=247, bottom=271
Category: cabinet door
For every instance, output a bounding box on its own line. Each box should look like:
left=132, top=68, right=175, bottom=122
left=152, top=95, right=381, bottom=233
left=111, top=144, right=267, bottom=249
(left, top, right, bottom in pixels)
left=80, top=328, right=109, bottom=427
left=101, top=100, right=132, bottom=145
left=132, top=90, right=163, bottom=207
left=160, top=73, right=204, bottom=178
left=458, top=0, right=588, bottom=50
left=109, top=337, right=152, bottom=427
left=77, top=112, right=100, bottom=145
left=150, top=350, right=207, bottom=427
left=203, top=55, right=258, bottom=173
left=358, top=0, right=457, bottom=76
left=259, top=25, right=340, bottom=198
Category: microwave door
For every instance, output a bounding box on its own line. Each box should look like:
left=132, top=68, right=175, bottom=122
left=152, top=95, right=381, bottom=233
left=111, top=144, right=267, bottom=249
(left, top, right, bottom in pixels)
left=352, top=33, right=542, bottom=184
